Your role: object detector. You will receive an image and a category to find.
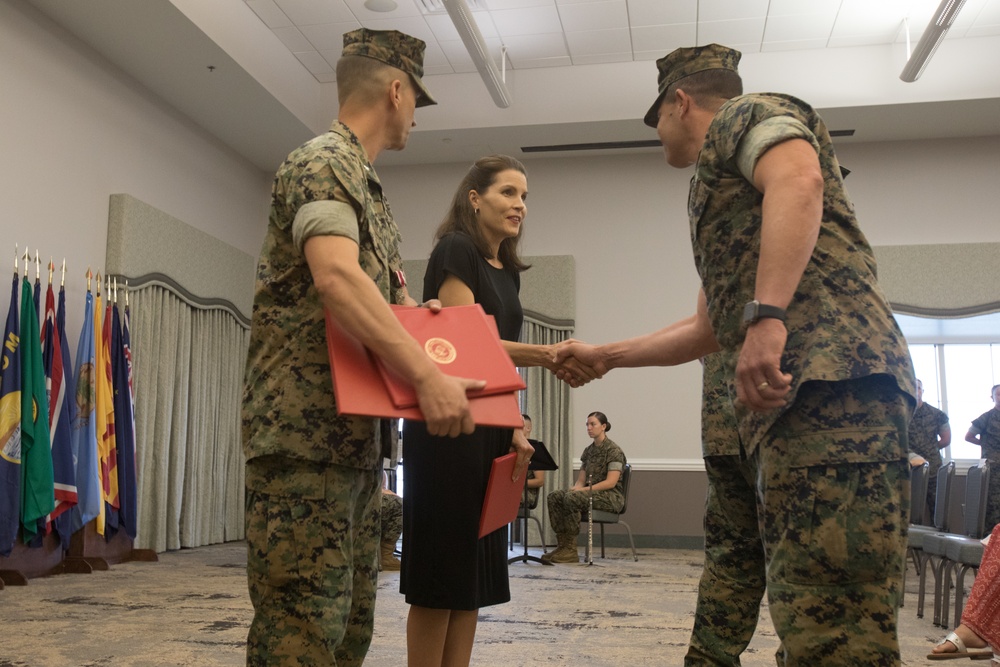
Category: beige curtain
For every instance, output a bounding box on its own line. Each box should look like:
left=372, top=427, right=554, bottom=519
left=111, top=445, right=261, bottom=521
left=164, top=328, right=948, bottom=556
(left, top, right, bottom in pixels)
left=129, top=283, right=248, bottom=552
left=520, top=313, right=574, bottom=547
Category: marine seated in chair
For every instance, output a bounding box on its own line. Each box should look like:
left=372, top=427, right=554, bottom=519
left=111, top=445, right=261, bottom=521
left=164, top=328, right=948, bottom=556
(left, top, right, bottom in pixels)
left=542, top=411, right=625, bottom=564
left=520, top=415, right=545, bottom=509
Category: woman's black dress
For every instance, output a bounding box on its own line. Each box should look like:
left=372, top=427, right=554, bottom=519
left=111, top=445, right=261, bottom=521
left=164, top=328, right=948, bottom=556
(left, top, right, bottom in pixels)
left=400, top=233, right=522, bottom=610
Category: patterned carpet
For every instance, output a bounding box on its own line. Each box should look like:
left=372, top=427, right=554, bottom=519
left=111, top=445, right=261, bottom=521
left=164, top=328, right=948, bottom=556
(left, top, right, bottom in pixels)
left=0, top=541, right=951, bottom=666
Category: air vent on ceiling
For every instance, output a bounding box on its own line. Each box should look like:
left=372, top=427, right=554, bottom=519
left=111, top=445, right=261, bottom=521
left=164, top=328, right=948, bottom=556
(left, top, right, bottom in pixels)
left=522, top=140, right=662, bottom=153
left=416, top=0, right=489, bottom=14
left=831, top=129, right=856, bottom=137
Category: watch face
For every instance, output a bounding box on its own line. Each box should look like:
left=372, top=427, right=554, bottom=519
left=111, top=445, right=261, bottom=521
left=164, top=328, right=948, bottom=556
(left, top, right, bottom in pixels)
left=742, top=300, right=758, bottom=324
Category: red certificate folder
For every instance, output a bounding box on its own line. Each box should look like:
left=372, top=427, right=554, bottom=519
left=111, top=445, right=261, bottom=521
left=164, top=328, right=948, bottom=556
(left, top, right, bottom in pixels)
left=324, top=307, right=524, bottom=429
left=478, top=452, right=523, bottom=538
left=375, top=304, right=525, bottom=409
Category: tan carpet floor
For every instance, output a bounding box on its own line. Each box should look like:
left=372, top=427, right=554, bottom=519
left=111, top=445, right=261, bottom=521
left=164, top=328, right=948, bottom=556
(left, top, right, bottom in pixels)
left=0, top=541, right=956, bottom=666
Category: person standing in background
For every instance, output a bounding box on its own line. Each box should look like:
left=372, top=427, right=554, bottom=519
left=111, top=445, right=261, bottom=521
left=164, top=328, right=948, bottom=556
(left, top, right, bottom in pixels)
left=966, top=384, right=1000, bottom=532
left=908, top=378, right=951, bottom=521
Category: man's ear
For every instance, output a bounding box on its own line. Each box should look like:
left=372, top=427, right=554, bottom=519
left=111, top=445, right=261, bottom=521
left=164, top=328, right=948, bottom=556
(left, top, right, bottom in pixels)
left=674, top=88, right=693, bottom=116
left=389, top=78, right=403, bottom=109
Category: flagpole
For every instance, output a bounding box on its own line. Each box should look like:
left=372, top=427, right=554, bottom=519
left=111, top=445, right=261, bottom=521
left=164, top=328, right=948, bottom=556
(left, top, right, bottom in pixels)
left=61, top=259, right=66, bottom=289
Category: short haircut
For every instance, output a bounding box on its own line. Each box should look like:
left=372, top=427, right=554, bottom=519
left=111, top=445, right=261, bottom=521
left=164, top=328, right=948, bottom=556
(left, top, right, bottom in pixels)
left=336, top=55, right=401, bottom=106
left=665, top=69, right=743, bottom=111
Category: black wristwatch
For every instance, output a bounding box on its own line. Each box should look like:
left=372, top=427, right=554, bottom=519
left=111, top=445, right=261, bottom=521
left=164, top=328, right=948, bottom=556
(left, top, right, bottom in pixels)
left=742, top=300, right=786, bottom=326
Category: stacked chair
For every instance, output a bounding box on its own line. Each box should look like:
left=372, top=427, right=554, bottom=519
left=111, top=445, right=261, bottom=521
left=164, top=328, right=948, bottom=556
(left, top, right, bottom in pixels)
left=920, top=461, right=991, bottom=628
left=908, top=461, right=955, bottom=616
left=900, top=461, right=929, bottom=607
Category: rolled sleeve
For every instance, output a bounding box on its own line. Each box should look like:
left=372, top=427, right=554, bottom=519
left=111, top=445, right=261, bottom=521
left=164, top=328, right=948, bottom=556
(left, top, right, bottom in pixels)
left=292, top=200, right=360, bottom=253
left=736, top=116, right=819, bottom=182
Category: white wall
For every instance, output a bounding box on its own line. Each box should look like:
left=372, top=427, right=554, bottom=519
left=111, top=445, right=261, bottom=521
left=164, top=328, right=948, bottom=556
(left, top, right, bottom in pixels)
left=380, top=135, right=1000, bottom=466
left=0, top=1, right=271, bottom=339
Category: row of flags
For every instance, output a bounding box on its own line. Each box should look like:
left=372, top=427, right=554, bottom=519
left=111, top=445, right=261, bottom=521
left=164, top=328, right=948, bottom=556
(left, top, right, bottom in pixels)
left=0, top=251, right=138, bottom=557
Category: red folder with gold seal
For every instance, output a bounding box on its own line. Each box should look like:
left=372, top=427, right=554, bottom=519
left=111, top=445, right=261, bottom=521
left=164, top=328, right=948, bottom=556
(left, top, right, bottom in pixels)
left=478, top=452, right=524, bottom=538
left=324, top=305, right=524, bottom=429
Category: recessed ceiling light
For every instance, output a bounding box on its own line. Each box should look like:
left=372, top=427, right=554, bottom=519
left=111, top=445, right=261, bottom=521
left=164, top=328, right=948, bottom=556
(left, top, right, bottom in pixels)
left=364, top=0, right=398, bottom=11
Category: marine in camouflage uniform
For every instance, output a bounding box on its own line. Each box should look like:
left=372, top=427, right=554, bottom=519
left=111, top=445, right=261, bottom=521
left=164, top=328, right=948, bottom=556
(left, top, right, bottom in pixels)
left=684, top=352, right=765, bottom=667
left=380, top=490, right=403, bottom=571
left=907, top=380, right=950, bottom=520
left=967, top=387, right=1000, bottom=532
left=242, top=28, right=440, bottom=667
left=543, top=431, right=625, bottom=564
left=649, top=45, right=916, bottom=665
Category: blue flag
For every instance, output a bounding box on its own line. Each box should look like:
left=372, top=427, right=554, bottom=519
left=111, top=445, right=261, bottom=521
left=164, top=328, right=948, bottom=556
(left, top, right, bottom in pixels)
left=20, top=275, right=54, bottom=543
left=111, top=302, right=137, bottom=540
left=0, top=274, right=22, bottom=556
left=48, top=284, right=78, bottom=549
left=69, top=291, right=100, bottom=533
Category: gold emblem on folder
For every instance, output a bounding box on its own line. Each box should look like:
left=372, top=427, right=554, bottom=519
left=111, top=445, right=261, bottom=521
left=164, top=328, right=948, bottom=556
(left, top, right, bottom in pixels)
left=425, top=337, right=457, bottom=364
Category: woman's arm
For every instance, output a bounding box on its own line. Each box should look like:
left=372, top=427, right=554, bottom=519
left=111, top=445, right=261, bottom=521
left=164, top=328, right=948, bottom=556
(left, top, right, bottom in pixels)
left=526, top=469, right=545, bottom=489
left=586, top=469, right=621, bottom=493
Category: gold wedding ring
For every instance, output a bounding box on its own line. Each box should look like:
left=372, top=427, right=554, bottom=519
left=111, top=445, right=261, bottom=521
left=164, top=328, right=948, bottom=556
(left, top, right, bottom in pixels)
left=758, top=381, right=770, bottom=391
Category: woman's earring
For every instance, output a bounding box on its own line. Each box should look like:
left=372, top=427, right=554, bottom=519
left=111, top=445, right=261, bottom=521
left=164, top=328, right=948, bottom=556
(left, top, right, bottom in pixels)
left=475, top=208, right=480, bottom=215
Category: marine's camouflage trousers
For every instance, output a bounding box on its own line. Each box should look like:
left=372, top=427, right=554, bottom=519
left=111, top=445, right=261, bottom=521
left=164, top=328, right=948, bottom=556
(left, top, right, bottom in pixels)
left=753, top=375, right=912, bottom=667
left=685, top=454, right=766, bottom=667
left=547, top=488, right=622, bottom=537
left=245, top=456, right=381, bottom=667
left=380, top=492, right=402, bottom=546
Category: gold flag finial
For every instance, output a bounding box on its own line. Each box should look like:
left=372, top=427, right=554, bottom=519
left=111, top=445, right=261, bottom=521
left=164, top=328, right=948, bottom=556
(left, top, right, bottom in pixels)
left=125, top=279, right=129, bottom=308
left=48, top=257, right=54, bottom=285
left=96, top=271, right=102, bottom=297
left=61, top=258, right=66, bottom=288
left=113, top=276, right=118, bottom=304
left=34, top=249, right=40, bottom=282
left=22, top=248, right=28, bottom=277
left=14, top=244, right=18, bottom=276
left=87, top=267, right=92, bottom=293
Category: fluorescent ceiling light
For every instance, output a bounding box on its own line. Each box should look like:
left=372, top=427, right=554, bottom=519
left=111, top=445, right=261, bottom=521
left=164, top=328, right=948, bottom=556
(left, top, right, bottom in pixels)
left=900, top=0, right=968, bottom=82
left=442, top=0, right=511, bottom=108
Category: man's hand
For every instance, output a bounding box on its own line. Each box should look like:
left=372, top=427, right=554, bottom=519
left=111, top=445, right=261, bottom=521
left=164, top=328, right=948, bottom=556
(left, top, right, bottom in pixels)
left=413, top=373, right=485, bottom=437
left=735, top=319, right=792, bottom=411
left=551, top=340, right=609, bottom=386
left=510, top=430, right=535, bottom=482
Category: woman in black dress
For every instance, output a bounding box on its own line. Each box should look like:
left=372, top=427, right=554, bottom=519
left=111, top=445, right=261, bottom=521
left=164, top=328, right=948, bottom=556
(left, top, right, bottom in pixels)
left=401, top=155, right=581, bottom=667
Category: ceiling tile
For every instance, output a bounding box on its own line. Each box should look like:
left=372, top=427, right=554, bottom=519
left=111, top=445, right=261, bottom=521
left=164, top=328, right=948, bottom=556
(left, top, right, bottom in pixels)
left=300, top=22, right=362, bottom=51
left=565, top=27, right=631, bottom=55
left=510, top=55, right=573, bottom=68
left=697, top=17, right=766, bottom=46
left=273, top=0, right=356, bottom=25
left=423, top=11, right=499, bottom=41
left=294, top=49, right=334, bottom=73
left=571, top=51, right=633, bottom=64
left=761, top=38, right=830, bottom=52
left=341, top=0, right=424, bottom=21
left=698, top=0, right=769, bottom=23
left=763, top=14, right=834, bottom=43
left=491, top=6, right=563, bottom=36
left=827, top=32, right=898, bottom=47
left=631, top=23, right=697, bottom=52
left=315, top=71, right=337, bottom=83
left=967, top=23, right=1000, bottom=35
left=557, top=0, right=628, bottom=32
left=361, top=15, right=437, bottom=42
left=245, top=0, right=293, bottom=29
left=438, top=38, right=506, bottom=72
left=272, top=26, right=315, bottom=51
left=765, top=0, right=841, bottom=18
left=486, top=0, right=555, bottom=8
left=626, top=0, right=697, bottom=26
left=502, top=33, right=570, bottom=62
left=969, top=0, right=1000, bottom=23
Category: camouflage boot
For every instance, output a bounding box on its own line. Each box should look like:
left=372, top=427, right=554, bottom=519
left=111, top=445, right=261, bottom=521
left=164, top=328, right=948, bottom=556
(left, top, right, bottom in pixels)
left=543, top=534, right=580, bottom=564
left=380, top=541, right=400, bottom=571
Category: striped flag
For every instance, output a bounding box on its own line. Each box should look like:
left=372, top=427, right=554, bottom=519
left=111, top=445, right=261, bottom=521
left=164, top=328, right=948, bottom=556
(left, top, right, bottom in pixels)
left=69, top=290, right=100, bottom=534
left=94, top=292, right=118, bottom=536
left=0, top=273, right=22, bottom=556
left=19, top=274, right=54, bottom=543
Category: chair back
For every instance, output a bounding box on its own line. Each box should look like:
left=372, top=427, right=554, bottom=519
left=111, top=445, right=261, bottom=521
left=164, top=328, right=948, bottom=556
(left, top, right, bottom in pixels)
left=961, top=462, right=991, bottom=538
left=933, top=461, right=956, bottom=530
left=909, top=462, right=930, bottom=525
left=617, top=463, right=632, bottom=516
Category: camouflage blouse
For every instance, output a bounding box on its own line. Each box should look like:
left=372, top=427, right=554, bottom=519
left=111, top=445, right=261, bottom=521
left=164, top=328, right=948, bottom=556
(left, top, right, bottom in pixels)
left=580, top=436, right=626, bottom=507
left=908, top=402, right=949, bottom=465
left=689, top=93, right=915, bottom=454
left=242, top=122, right=406, bottom=470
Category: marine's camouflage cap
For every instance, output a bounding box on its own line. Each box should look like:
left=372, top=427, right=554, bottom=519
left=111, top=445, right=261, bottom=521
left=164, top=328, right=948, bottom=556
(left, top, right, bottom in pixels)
left=642, top=43, right=741, bottom=128
left=342, top=28, right=437, bottom=107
